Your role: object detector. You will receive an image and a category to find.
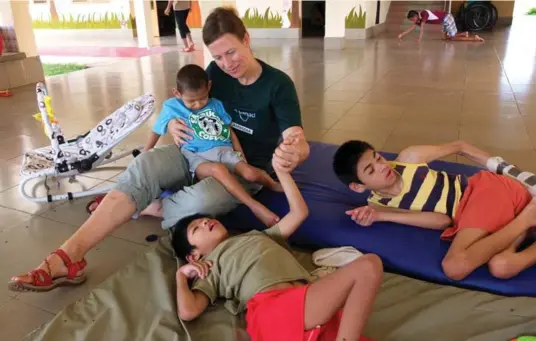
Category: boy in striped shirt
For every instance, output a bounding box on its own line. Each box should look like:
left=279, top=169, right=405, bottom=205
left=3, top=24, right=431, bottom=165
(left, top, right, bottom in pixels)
left=333, top=140, right=536, bottom=280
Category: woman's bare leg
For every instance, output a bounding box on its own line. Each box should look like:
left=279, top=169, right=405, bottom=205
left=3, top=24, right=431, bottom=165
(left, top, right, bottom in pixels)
left=10, top=190, right=136, bottom=284
left=304, top=254, right=383, bottom=341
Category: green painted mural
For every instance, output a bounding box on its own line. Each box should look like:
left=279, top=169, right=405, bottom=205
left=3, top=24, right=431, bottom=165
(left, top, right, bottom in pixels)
left=32, top=12, right=134, bottom=29
left=241, top=7, right=283, bottom=28
left=345, top=5, right=366, bottom=29
left=241, top=5, right=300, bottom=29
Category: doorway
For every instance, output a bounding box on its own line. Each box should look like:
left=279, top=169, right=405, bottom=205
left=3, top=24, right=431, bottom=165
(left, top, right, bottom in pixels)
left=156, top=1, right=176, bottom=37
left=301, top=1, right=325, bottom=37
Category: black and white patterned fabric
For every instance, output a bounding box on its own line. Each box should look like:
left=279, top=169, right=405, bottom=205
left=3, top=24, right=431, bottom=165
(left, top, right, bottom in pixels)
left=21, top=90, right=155, bottom=178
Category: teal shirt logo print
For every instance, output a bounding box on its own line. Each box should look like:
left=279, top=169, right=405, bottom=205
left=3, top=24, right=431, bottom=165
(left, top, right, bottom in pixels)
left=189, top=109, right=230, bottom=141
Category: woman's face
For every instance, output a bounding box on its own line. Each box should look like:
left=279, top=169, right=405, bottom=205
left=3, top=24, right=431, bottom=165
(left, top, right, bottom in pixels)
left=208, top=33, right=252, bottom=79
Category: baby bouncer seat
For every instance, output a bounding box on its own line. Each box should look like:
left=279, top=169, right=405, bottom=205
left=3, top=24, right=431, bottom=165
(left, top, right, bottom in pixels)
left=19, top=82, right=155, bottom=203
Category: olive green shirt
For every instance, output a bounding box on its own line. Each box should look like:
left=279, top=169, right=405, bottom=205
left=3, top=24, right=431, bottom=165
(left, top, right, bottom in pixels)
left=191, top=225, right=314, bottom=315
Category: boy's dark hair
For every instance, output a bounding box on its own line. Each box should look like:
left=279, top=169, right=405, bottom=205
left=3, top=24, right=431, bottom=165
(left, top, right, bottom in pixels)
left=176, top=64, right=209, bottom=93
left=407, top=10, right=419, bottom=19
left=171, top=213, right=211, bottom=260
left=332, top=140, right=375, bottom=185
left=203, top=7, right=247, bottom=46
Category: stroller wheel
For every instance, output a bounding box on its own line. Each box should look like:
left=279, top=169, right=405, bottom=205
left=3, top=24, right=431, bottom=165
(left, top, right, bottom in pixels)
left=105, top=152, right=113, bottom=159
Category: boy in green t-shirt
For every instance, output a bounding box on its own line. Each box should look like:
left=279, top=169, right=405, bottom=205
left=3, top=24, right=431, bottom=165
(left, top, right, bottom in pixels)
left=172, top=137, right=381, bottom=341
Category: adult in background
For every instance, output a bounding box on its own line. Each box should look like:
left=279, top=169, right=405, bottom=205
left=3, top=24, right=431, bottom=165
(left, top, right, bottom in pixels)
left=165, top=0, right=195, bottom=52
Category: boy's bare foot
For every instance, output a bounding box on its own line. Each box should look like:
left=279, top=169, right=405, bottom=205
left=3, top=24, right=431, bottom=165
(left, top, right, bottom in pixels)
left=474, top=35, right=484, bottom=42
left=140, top=199, right=163, bottom=218
left=251, top=203, right=280, bottom=226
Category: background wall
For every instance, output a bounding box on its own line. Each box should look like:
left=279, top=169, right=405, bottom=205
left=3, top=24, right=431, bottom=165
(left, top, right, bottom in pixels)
left=379, top=0, right=390, bottom=24
left=198, top=0, right=299, bottom=29
left=0, top=1, right=15, bottom=26
left=340, top=0, right=367, bottom=29
left=493, top=0, right=516, bottom=18
left=30, top=0, right=133, bottom=29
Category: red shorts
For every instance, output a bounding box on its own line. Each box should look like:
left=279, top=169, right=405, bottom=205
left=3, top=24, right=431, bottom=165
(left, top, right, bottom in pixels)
left=246, top=285, right=375, bottom=341
left=441, top=171, right=532, bottom=240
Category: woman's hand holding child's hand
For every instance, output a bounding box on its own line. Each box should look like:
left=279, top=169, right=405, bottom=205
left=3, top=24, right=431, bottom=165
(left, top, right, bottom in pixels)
left=273, top=134, right=302, bottom=173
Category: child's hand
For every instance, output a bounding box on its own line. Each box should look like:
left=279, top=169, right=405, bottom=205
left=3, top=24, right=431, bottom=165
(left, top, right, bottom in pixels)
left=398, top=33, right=403, bottom=40
left=345, top=206, right=378, bottom=227
left=178, top=260, right=213, bottom=279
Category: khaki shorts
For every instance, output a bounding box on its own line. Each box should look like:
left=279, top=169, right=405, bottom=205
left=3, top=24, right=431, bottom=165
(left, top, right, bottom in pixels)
left=114, top=144, right=261, bottom=229
left=181, top=146, right=244, bottom=175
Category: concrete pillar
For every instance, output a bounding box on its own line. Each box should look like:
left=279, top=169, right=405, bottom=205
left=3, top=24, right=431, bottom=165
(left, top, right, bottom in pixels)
left=9, top=0, right=38, bottom=56
left=324, top=0, right=346, bottom=49
left=0, top=1, right=44, bottom=90
left=133, top=0, right=154, bottom=48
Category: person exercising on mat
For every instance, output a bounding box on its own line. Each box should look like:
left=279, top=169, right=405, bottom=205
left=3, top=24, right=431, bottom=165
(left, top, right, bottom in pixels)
left=398, top=10, right=484, bottom=42
left=333, top=140, right=536, bottom=281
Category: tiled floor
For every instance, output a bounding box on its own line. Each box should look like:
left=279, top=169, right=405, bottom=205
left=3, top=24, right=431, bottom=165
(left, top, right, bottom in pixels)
left=1, top=18, right=536, bottom=340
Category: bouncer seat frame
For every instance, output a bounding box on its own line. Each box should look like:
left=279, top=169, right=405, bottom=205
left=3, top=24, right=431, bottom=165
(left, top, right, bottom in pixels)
left=19, top=82, right=155, bottom=203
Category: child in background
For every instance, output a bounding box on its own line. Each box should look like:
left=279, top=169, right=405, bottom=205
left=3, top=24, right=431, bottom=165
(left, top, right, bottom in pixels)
left=145, top=64, right=282, bottom=226
left=398, top=9, right=484, bottom=42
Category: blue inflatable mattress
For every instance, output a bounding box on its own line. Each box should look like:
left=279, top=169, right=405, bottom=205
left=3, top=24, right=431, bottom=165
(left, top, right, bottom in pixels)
left=220, top=141, right=536, bottom=297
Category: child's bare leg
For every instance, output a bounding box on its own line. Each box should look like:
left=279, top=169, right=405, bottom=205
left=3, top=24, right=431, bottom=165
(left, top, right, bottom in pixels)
left=196, top=162, right=280, bottom=226
left=235, top=162, right=283, bottom=192
left=442, top=199, right=536, bottom=280
left=304, top=255, right=383, bottom=341
left=488, top=232, right=536, bottom=279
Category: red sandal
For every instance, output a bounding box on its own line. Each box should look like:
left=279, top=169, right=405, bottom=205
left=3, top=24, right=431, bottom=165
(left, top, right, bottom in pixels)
left=8, top=249, right=87, bottom=292
left=86, top=194, right=105, bottom=215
